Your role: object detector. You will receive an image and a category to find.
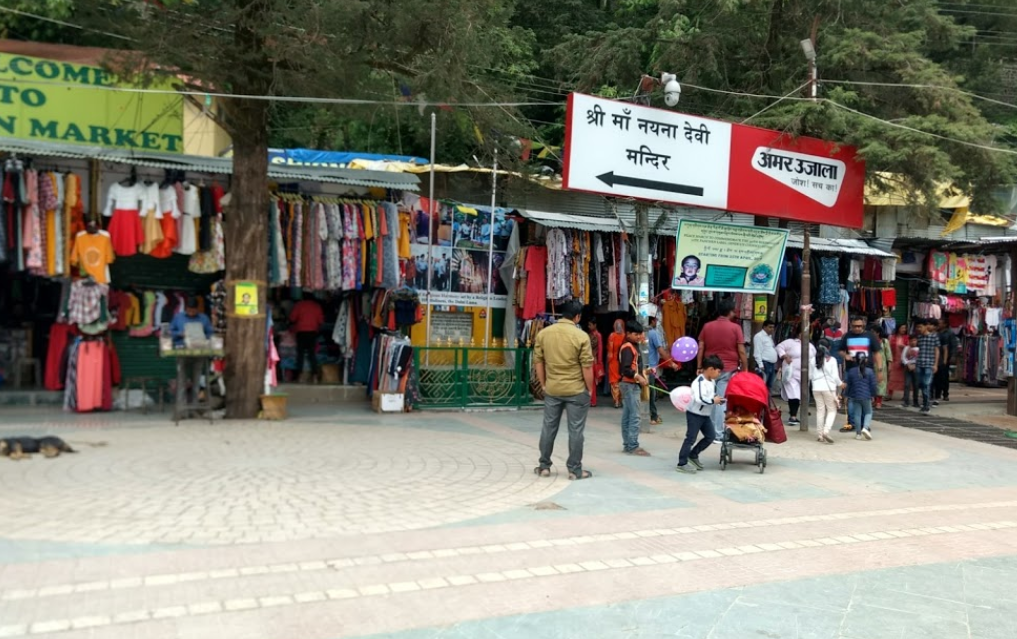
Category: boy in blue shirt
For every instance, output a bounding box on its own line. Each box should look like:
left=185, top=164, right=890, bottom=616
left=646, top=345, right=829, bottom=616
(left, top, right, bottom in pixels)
left=169, top=297, right=213, bottom=346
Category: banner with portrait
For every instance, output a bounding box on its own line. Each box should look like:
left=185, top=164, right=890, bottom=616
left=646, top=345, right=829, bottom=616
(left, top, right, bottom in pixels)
left=672, top=220, right=789, bottom=295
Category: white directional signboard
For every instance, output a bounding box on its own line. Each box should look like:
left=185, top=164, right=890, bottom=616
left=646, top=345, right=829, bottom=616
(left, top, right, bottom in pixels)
left=563, top=93, right=733, bottom=209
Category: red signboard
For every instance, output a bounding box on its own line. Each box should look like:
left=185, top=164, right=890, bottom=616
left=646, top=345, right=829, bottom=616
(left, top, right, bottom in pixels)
left=727, top=122, right=864, bottom=228
left=563, top=93, right=865, bottom=229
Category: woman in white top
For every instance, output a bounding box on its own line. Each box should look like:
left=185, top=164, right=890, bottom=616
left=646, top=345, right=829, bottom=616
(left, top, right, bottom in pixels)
left=776, top=336, right=816, bottom=426
left=810, top=340, right=844, bottom=444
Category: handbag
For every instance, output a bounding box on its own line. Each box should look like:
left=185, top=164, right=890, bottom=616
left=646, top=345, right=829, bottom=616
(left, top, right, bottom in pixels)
left=763, top=396, right=787, bottom=444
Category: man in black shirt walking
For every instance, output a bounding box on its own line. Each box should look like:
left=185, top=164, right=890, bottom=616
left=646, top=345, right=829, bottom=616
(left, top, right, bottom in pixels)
left=933, top=318, right=958, bottom=404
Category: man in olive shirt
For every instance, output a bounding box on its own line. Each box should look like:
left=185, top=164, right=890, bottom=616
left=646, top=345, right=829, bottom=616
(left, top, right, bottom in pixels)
left=534, top=299, right=595, bottom=480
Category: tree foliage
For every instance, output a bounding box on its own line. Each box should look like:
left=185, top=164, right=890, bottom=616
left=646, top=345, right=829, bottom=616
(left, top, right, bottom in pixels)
left=74, top=0, right=531, bottom=417
left=543, top=0, right=1017, bottom=211
left=0, top=0, right=82, bottom=44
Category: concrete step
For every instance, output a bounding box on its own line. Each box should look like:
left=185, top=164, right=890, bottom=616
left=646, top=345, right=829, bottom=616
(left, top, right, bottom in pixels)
left=274, top=383, right=368, bottom=405
left=0, top=389, right=63, bottom=406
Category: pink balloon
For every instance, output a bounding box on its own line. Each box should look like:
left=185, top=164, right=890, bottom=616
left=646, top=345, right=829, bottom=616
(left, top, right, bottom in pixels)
left=671, top=336, right=699, bottom=363
left=670, top=386, right=693, bottom=412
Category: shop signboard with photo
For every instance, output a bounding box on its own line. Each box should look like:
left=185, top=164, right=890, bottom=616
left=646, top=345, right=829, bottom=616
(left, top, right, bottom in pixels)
left=563, top=93, right=865, bottom=228
left=410, top=203, right=512, bottom=310
left=672, top=220, right=789, bottom=294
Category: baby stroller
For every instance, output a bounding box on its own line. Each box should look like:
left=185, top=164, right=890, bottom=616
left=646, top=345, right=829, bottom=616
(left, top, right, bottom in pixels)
left=719, top=371, right=770, bottom=474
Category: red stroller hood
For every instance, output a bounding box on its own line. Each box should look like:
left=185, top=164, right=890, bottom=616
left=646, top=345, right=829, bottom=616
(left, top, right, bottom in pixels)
left=724, top=371, right=770, bottom=414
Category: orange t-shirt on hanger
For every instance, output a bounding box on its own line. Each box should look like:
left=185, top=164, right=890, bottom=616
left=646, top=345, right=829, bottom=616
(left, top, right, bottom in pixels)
left=70, top=230, right=115, bottom=284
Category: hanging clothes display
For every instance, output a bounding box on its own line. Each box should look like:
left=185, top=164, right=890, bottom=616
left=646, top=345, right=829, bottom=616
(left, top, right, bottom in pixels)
left=817, top=257, right=840, bottom=304
left=2, top=163, right=86, bottom=276
left=63, top=280, right=109, bottom=326
left=964, top=335, right=1002, bottom=385
left=140, top=182, right=164, bottom=255
left=44, top=322, right=79, bottom=391
left=62, top=336, right=120, bottom=413
left=266, top=194, right=402, bottom=293
left=23, top=169, right=43, bottom=272
left=324, top=202, right=343, bottom=289
left=103, top=181, right=146, bottom=256
left=176, top=184, right=200, bottom=255
left=367, top=332, right=413, bottom=397
left=69, top=229, right=115, bottom=284
left=189, top=188, right=227, bottom=274
left=521, top=245, right=548, bottom=319
left=150, top=185, right=181, bottom=258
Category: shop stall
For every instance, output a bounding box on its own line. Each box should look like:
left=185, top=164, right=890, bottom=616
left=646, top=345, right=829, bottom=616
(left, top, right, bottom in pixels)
left=895, top=244, right=1013, bottom=386
left=0, top=138, right=421, bottom=413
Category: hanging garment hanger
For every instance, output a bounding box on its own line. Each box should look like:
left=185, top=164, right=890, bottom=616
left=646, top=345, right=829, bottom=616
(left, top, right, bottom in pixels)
left=120, top=166, right=138, bottom=187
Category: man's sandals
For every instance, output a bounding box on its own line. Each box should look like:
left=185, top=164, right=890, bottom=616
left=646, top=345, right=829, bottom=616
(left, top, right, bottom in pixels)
left=533, top=466, right=593, bottom=480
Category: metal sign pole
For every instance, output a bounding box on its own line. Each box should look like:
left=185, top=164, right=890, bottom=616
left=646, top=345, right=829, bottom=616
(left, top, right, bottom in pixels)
left=484, top=149, right=498, bottom=360
left=424, top=112, right=436, bottom=365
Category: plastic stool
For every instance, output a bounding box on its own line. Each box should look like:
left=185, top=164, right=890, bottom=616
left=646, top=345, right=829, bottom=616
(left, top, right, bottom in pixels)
left=120, top=377, right=166, bottom=414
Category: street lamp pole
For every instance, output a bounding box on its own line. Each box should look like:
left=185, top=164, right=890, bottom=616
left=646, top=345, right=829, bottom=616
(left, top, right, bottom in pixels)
left=799, top=21, right=819, bottom=432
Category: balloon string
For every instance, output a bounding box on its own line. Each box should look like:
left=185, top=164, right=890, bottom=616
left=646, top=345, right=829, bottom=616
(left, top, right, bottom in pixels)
left=650, top=385, right=669, bottom=394
left=652, top=372, right=669, bottom=391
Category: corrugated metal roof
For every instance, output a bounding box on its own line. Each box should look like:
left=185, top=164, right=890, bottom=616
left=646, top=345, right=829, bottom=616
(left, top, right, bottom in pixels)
left=496, top=185, right=755, bottom=235
left=0, top=138, right=97, bottom=159
left=519, top=209, right=624, bottom=233
left=785, top=236, right=894, bottom=257
left=979, top=236, right=1017, bottom=244
left=0, top=138, right=420, bottom=191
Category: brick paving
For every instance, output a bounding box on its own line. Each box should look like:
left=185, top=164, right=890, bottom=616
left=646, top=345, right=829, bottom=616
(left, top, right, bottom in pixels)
left=2, top=402, right=1017, bottom=638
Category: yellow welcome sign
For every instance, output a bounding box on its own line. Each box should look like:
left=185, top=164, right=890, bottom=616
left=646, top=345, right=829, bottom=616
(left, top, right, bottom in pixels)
left=0, top=53, right=184, bottom=153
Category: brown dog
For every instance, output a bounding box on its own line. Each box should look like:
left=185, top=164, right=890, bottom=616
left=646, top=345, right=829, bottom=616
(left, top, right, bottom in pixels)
left=0, top=436, right=77, bottom=460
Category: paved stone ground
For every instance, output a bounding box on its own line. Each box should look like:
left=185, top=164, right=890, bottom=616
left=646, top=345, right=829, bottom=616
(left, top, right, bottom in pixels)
left=2, top=397, right=1017, bottom=638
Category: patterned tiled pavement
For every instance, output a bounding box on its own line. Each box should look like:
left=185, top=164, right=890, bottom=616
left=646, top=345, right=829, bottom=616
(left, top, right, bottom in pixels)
left=2, top=399, right=1017, bottom=638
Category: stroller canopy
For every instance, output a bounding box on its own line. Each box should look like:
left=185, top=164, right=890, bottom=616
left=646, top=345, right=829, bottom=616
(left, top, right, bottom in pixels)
left=725, top=371, right=770, bottom=414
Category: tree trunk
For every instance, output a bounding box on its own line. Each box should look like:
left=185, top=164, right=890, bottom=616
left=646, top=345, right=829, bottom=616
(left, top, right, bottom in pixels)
left=223, top=99, right=270, bottom=419
left=219, top=0, right=273, bottom=419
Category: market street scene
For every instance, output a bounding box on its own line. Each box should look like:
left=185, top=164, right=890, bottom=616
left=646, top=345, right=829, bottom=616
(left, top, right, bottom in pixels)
left=4, top=1, right=1017, bottom=638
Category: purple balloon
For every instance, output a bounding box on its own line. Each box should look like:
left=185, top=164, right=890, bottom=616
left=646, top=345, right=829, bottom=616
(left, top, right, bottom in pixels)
left=671, top=336, right=699, bottom=363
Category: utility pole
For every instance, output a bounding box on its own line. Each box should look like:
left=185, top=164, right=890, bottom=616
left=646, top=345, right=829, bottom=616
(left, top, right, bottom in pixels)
left=799, top=18, right=819, bottom=432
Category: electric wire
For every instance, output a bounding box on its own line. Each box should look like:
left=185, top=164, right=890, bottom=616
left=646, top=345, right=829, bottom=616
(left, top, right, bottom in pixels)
left=0, top=6, right=135, bottom=41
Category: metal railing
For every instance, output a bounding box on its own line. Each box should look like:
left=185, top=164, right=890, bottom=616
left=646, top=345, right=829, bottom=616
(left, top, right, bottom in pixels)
left=413, top=346, right=539, bottom=409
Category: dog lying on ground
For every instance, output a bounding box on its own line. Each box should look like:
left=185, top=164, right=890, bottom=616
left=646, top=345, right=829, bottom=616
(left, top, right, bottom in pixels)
left=0, top=436, right=77, bottom=460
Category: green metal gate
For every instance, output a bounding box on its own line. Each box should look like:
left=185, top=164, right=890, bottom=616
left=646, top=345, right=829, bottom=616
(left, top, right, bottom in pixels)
left=413, top=346, right=539, bottom=409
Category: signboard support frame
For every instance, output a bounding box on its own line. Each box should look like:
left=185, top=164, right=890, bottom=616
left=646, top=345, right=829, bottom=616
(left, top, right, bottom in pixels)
left=484, top=148, right=498, bottom=365
left=424, top=112, right=437, bottom=366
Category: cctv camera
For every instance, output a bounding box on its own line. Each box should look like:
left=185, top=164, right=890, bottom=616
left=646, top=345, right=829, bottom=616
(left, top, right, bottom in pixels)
left=663, top=79, right=681, bottom=107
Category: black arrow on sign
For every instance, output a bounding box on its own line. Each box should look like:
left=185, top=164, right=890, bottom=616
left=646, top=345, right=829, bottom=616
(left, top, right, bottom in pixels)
left=596, top=171, right=704, bottom=197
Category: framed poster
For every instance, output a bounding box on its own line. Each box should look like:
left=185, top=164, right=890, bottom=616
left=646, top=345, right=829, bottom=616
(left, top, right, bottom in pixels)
left=672, top=220, right=789, bottom=294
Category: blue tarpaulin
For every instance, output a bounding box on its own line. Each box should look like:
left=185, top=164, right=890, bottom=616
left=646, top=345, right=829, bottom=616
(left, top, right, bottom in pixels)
left=268, top=148, right=427, bottom=168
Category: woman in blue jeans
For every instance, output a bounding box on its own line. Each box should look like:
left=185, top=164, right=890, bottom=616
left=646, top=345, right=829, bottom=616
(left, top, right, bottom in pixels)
left=844, top=353, right=878, bottom=440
